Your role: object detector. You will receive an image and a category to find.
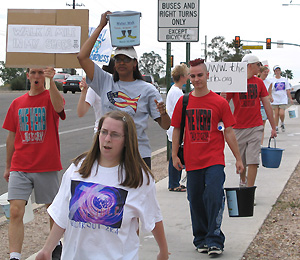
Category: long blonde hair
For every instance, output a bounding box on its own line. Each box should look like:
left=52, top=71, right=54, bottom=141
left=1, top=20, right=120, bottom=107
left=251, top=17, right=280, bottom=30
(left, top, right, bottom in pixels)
left=72, top=111, right=153, bottom=188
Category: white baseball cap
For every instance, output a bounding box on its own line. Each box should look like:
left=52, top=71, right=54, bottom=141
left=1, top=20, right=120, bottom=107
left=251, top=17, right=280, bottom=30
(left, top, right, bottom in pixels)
left=242, top=54, right=261, bottom=64
left=114, top=47, right=138, bottom=60
left=273, top=65, right=281, bottom=71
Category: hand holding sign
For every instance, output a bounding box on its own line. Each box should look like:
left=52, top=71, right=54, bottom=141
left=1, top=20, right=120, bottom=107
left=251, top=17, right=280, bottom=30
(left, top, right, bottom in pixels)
left=43, top=67, right=56, bottom=90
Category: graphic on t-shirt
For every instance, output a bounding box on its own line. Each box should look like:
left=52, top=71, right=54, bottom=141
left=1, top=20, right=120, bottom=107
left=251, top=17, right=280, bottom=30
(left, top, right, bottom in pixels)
left=69, top=180, right=128, bottom=228
left=18, top=107, right=46, bottom=143
left=186, top=109, right=211, bottom=143
left=274, top=82, right=286, bottom=91
left=239, top=83, right=258, bottom=107
left=107, top=91, right=141, bottom=112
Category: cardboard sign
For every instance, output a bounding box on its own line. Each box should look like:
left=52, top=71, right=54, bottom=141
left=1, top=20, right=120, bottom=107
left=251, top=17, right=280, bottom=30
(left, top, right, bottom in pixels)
left=6, top=9, right=89, bottom=68
left=206, top=62, right=247, bottom=92
left=89, top=27, right=113, bottom=67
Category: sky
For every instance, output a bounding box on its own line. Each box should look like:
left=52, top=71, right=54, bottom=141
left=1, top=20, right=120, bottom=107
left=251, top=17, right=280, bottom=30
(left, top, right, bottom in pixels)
left=1, top=0, right=300, bottom=85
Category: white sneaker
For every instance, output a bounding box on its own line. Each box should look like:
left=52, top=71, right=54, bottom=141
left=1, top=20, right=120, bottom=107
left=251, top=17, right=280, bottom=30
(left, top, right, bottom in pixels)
left=239, top=177, right=247, bottom=187
left=281, top=123, right=285, bottom=132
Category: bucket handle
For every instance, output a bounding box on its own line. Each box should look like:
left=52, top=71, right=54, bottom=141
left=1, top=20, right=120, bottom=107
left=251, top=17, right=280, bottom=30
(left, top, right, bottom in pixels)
left=268, top=137, right=276, bottom=148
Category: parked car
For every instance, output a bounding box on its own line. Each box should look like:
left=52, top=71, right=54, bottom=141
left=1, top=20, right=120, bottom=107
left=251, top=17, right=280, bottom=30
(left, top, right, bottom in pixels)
left=53, top=73, right=70, bottom=83
left=63, top=75, right=83, bottom=94
left=290, top=84, right=300, bottom=104
left=143, top=75, right=160, bottom=92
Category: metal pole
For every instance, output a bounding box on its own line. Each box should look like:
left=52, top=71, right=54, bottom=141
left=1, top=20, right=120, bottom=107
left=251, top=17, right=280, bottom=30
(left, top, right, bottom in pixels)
left=73, top=0, right=75, bottom=9
left=185, top=42, right=190, bottom=93
left=166, top=42, right=171, bottom=160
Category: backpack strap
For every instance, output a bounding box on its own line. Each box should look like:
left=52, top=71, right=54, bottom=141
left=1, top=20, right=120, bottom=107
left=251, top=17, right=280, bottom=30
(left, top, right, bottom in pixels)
left=179, top=94, right=189, bottom=144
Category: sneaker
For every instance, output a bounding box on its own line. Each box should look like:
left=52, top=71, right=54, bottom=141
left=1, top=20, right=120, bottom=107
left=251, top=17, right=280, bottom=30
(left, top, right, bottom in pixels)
left=52, top=241, right=62, bottom=260
left=276, top=126, right=279, bottom=134
left=208, top=246, right=223, bottom=256
left=239, top=177, right=247, bottom=187
left=196, top=245, right=208, bottom=253
left=281, top=123, right=285, bottom=132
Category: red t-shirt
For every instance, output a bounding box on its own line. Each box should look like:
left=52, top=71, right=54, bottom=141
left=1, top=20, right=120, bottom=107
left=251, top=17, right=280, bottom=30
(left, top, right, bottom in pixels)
left=172, top=91, right=236, bottom=172
left=226, top=76, right=268, bottom=129
left=2, top=90, right=65, bottom=172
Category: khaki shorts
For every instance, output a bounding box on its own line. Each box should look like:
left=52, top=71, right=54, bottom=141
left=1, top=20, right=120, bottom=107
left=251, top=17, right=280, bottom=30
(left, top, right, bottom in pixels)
left=234, top=126, right=264, bottom=166
left=272, top=104, right=288, bottom=110
left=8, top=171, right=59, bottom=204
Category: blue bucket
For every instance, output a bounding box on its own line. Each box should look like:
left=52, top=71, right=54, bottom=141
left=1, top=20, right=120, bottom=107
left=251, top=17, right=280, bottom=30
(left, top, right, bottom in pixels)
left=261, top=137, right=284, bottom=168
left=107, top=11, right=141, bottom=47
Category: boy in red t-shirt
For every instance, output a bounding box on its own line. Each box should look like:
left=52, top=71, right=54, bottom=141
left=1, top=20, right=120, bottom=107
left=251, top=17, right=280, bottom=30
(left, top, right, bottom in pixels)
left=2, top=67, right=65, bottom=260
left=171, top=58, right=244, bottom=256
left=226, top=54, right=277, bottom=188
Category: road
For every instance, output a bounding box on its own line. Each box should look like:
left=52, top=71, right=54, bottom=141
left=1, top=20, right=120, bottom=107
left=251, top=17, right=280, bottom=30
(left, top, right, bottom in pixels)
left=0, top=91, right=168, bottom=196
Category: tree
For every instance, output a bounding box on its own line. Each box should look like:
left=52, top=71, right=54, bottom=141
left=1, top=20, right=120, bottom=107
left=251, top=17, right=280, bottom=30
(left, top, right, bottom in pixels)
left=207, top=36, right=251, bottom=62
left=0, top=61, right=26, bottom=85
left=281, top=69, right=293, bottom=80
left=138, top=51, right=165, bottom=82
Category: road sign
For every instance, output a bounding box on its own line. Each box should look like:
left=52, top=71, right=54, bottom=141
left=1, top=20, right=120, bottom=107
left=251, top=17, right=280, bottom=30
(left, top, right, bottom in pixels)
left=158, top=0, right=199, bottom=42
left=242, top=45, right=263, bottom=50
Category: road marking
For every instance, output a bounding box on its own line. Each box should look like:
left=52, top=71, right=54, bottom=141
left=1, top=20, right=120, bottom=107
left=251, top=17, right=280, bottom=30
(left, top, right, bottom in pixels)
left=0, top=125, right=94, bottom=148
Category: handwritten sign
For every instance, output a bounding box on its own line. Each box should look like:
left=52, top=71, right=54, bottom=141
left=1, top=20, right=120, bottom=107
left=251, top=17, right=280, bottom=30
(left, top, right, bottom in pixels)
left=206, top=62, right=247, bottom=92
left=7, top=24, right=81, bottom=54
left=89, top=27, right=112, bottom=66
left=158, top=0, right=199, bottom=42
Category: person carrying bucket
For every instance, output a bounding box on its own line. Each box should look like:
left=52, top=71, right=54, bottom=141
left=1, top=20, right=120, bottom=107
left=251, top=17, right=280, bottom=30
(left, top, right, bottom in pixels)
left=171, top=58, right=244, bottom=256
left=77, top=11, right=170, bottom=169
left=225, top=54, right=277, bottom=188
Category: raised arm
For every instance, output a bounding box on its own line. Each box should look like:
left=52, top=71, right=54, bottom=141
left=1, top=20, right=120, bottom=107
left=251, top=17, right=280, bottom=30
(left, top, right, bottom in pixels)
left=77, top=77, right=91, bottom=117
left=77, top=11, right=111, bottom=81
left=44, top=67, right=64, bottom=114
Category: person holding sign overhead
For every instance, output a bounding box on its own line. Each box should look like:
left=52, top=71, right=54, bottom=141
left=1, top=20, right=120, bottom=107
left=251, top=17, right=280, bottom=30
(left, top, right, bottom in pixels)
left=35, top=110, right=169, bottom=260
left=225, top=55, right=277, bottom=188
left=77, top=11, right=170, bottom=169
left=2, top=67, right=65, bottom=260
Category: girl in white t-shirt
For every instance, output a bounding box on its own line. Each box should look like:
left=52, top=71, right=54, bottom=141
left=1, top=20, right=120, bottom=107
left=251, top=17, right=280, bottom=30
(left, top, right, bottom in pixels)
left=268, top=65, right=293, bottom=133
left=36, top=111, right=169, bottom=260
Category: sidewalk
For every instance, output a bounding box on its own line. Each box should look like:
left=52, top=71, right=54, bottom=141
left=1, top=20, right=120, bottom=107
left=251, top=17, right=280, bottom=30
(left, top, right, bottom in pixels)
left=27, top=110, right=300, bottom=259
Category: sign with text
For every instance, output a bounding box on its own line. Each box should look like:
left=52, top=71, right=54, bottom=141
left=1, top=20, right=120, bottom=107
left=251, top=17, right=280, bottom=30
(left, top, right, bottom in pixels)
left=89, top=27, right=112, bottom=66
left=158, top=0, right=199, bottom=42
left=7, top=25, right=81, bottom=53
left=206, top=62, right=247, bottom=92
left=6, top=9, right=89, bottom=68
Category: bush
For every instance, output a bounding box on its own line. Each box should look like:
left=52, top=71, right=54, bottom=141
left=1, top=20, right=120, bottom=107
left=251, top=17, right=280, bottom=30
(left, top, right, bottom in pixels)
left=10, top=76, right=26, bottom=90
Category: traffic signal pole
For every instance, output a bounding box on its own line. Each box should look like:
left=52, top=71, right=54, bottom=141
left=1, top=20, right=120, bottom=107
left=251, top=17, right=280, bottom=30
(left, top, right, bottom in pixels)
left=166, top=42, right=171, bottom=160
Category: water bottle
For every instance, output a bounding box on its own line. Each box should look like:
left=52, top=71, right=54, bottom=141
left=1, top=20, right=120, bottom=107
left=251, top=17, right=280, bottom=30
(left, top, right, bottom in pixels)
left=217, top=121, right=224, bottom=131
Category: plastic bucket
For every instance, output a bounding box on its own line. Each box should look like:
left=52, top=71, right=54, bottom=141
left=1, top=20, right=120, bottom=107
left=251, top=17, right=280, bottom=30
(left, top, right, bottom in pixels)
left=261, top=137, right=284, bottom=168
left=0, top=193, right=34, bottom=224
left=288, top=105, right=298, bottom=118
left=225, top=186, right=256, bottom=217
left=107, top=11, right=141, bottom=47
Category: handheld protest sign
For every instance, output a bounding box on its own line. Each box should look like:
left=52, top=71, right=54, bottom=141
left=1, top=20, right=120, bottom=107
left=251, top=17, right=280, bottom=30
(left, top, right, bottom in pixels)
left=6, top=9, right=89, bottom=69
left=206, top=62, right=247, bottom=93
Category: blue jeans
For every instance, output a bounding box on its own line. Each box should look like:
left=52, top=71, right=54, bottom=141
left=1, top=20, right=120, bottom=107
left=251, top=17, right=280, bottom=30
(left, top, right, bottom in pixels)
left=168, top=142, right=183, bottom=189
left=187, top=165, right=225, bottom=249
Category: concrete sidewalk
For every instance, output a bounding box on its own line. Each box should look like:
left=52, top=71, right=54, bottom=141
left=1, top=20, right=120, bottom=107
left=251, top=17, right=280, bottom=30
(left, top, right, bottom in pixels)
left=27, top=109, right=300, bottom=259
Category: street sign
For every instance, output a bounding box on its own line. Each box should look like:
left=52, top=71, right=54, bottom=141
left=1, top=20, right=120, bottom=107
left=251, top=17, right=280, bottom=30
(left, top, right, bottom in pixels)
left=158, top=0, right=199, bottom=42
left=242, top=45, right=263, bottom=50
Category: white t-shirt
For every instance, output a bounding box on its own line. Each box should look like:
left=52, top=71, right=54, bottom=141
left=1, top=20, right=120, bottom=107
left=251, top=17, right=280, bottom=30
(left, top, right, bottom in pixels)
left=48, top=161, right=162, bottom=260
left=85, top=87, right=102, bottom=133
left=166, top=85, right=183, bottom=142
left=270, top=77, right=291, bottom=105
left=87, top=63, right=163, bottom=158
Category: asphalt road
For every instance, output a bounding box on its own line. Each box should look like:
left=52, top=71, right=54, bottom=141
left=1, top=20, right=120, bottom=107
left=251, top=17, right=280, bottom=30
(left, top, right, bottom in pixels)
left=0, top=91, right=168, bottom=196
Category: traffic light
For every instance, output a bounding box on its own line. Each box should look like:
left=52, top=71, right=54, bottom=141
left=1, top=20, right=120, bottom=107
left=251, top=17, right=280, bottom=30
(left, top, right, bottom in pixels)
left=234, top=36, right=240, bottom=48
left=170, top=55, right=174, bottom=67
left=266, top=38, right=271, bottom=49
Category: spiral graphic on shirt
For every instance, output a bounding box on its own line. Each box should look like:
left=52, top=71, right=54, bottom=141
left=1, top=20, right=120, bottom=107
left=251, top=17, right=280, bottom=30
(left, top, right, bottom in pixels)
left=69, top=181, right=128, bottom=228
